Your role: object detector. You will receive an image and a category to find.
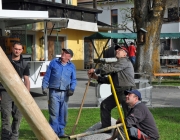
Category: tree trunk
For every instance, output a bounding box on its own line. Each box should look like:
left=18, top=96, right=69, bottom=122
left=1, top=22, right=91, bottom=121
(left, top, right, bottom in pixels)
left=134, top=0, right=166, bottom=74
left=0, top=47, right=59, bottom=140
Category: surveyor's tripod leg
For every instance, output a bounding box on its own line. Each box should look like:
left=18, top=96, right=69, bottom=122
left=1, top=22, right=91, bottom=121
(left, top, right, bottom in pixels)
left=108, top=75, right=130, bottom=140
left=116, top=126, right=125, bottom=140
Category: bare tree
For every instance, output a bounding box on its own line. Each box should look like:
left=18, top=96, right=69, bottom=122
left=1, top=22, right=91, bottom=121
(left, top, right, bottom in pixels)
left=134, top=0, right=167, bottom=74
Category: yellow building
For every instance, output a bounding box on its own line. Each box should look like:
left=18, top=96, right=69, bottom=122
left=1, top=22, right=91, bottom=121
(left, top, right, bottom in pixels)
left=2, top=0, right=104, bottom=70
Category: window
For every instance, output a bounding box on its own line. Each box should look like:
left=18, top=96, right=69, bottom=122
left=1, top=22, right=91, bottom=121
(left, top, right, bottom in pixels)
left=47, top=36, right=65, bottom=60
left=55, top=0, right=62, bottom=3
left=111, top=9, right=118, bottom=44
left=42, top=0, right=72, bottom=4
left=168, top=7, right=179, bottom=21
left=27, top=35, right=34, bottom=54
left=111, top=9, right=118, bottom=27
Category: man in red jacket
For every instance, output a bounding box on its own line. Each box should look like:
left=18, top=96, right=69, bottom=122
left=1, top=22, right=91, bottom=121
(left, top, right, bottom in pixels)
left=128, top=42, right=136, bottom=65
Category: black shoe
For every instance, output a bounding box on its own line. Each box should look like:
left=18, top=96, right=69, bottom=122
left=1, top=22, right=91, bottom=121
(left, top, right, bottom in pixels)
left=59, top=134, right=69, bottom=138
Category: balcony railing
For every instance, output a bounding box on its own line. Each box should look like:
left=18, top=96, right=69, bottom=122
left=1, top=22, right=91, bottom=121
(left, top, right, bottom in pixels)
left=2, top=0, right=102, bottom=23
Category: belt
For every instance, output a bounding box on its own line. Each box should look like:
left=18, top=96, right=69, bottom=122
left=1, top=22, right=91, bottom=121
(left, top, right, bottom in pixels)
left=50, top=88, right=67, bottom=92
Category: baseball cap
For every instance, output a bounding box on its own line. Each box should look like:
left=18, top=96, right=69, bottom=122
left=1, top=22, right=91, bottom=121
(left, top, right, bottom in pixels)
left=124, top=89, right=142, bottom=100
left=114, top=44, right=128, bottom=53
left=62, top=48, right=73, bottom=57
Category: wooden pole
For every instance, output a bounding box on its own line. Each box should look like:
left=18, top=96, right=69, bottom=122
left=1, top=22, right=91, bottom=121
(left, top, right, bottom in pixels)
left=71, top=78, right=91, bottom=135
left=0, top=47, right=59, bottom=140
left=69, top=123, right=123, bottom=139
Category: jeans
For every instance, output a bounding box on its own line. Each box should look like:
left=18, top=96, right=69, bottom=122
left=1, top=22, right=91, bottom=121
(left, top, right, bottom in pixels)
left=48, top=89, right=69, bottom=137
left=1, top=90, right=22, bottom=140
left=100, top=86, right=132, bottom=128
left=129, top=56, right=136, bottom=65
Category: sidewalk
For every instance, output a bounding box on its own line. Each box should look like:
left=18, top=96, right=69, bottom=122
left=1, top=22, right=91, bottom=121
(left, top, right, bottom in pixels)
left=31, top=70, right=180, bottom=109
left=71, top=70, right=180, bottom=108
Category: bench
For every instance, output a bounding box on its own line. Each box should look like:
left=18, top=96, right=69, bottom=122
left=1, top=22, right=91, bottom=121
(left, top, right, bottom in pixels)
left=153, top=72, right=180, bottom=84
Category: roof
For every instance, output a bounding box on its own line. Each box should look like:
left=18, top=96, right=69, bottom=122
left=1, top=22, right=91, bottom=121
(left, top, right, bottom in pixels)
left=85, top=32, right=180, bottom=39
left=97, top=21, right=111, bottom=27
left=160, top=33, right=180, bottom=39
left=85, top=32, right=137, bottom=39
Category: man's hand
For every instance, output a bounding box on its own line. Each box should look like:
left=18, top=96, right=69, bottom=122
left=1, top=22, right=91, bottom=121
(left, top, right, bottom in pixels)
left=67, top=89, right=74, bottom=96
left=42, top=88, right=48, bottom=95
left=87, top=69, right=95, bottom=78
left=116, top=118, right=121, bottom=124
left=87, top=69, right=97, bottom=79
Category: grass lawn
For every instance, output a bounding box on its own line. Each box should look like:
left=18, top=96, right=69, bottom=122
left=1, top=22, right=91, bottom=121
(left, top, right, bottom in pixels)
left=152, top=77, right=180, bottom=86
left=1, top=107, right=180, bottom=140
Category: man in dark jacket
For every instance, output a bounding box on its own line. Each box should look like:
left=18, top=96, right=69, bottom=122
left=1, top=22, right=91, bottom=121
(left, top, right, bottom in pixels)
left=88, top=44, right=136, bottom=133
left=1, top=41, right=30, bottom=140
left=107, top=89, right=159, bottom=140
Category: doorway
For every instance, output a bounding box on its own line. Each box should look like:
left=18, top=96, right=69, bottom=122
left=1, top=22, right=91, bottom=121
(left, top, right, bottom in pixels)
left=48, top=36, right=65, bottom=60
left=84, top=39, right=94, bottom=69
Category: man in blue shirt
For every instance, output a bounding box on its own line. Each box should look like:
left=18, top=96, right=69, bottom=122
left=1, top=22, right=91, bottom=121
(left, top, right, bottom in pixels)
left=42, top=48, right=77, bottom=138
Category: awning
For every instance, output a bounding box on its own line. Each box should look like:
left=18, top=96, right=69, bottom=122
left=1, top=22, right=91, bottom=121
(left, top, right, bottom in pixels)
left=85, top=32, right=180, bottom=39
left=0, top=10, right=49, bottom=27
left=160, top=33, right=180, bottom=39
left=0, top=10, right=98, bottom=32
left=85, top=32, right=137, bottom=39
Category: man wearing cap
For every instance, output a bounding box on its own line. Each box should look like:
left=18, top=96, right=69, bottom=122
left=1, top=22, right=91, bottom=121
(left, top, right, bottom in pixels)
left=88, top=44, right=136, bottom=133
left=42, top=48, right=77, bottom=138
left=107, top=90, right=159, bottom=140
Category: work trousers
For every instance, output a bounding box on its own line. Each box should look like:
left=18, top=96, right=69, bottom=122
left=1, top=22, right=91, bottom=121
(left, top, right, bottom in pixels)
left=100, top=86, right=133, bottom=128
left=48, top=89, right=69, bottom=137
left=1, top=90, right=22, bottom=140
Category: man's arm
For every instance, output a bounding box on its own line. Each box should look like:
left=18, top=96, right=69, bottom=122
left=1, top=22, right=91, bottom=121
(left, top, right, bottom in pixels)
left=97, top=60, right=128, bottom=76
left=70, top=65, right=77, bottom=91
left=87, top=69, right=109, bottom=84
left=22, top=61, right=30, bottom=91
left=42, top=61, right=53, bottom=90
left=24, top=75, right=30, bottom=91
left=125, top=108, right=144, bottom=128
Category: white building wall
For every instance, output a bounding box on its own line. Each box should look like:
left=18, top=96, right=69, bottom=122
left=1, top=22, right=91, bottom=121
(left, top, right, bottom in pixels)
left=161, top=22, right=180, bottom=33
left=81, top=2, right=134, bottom=33
left=82, top=2, right=180, bottom=34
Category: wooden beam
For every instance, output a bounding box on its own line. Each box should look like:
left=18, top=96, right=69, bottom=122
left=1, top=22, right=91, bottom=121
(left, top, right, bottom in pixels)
left=154, top=73, right=180, bottom=76
left=0, top=47, right=59, bottom=140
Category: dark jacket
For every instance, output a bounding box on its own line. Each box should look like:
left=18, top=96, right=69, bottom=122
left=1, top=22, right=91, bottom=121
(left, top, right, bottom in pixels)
left=0, top=54, right=29, bottom=89
left=126, top=102, right=159, bottom=139
left=8, top=54, right=29, bottom=78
